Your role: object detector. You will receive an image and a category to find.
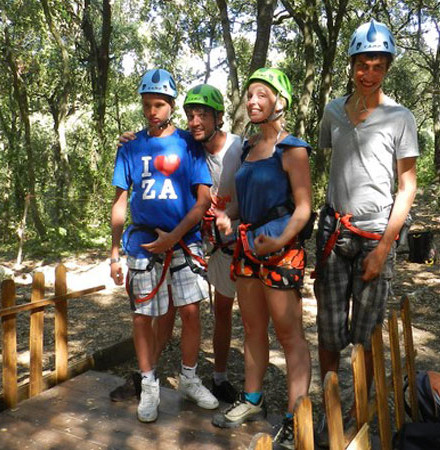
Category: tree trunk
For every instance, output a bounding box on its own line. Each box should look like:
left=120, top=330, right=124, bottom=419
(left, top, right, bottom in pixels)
left=41, top=0, right=72, bottom=223
left=216, top=0, right=277, bottom=134
left=281, top=0, right=316, bottom=139
left=433, top=33, right=440, bottom=179
left=312, top=0, right=349, bottom=186
left=81, top=0, right=112, bottom=155
left=215, top=0, right=241, bottom=129
left=4, top=24, right=45, bottom=237
left=231, top=0, right=277, bottom=134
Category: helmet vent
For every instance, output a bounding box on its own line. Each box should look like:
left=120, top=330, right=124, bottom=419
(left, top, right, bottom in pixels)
left=366, top=21, right=378, bottom=42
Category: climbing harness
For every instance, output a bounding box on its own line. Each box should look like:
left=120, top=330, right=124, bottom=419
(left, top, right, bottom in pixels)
left=125, top=224, right=208, bottom=304
left=312, top=207, right=397, bottom=279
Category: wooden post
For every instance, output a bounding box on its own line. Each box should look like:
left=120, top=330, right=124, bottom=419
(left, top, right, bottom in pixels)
left=389, top=310, right=405, bottom=430
left=29, top=272, right=45, bottom=397
left=1, top=279, right=17, bottom=408
left=346, top=423, right=371, bottom=450
left=294, top=395, right=314, bottom=450
left=351, top=344, right=368, bottom=429
left=248, top=433, right=272, bottom=450
left=371, top=325, right=392, bottom=450
left=400, top=296, right=418, bottom=422
left=55, top=264, right=68, bottom=383
left=324, top=371, right=345, bottom=450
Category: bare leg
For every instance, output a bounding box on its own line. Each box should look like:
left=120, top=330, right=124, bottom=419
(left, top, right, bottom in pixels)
left=179, top=301, right=201, bottom=367
left=152, top=286, right=176, bottom=365
left=213, top=290, right=234, bottom=373
left=132, top=314, right=155, bottom=372
left=266, top=287, right=311, bottom=413
left=318, top=346, right=341, bottom=382
left=236, top=278, right=269, bottom=393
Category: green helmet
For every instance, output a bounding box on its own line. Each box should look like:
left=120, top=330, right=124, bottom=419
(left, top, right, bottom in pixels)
left=246, top=68, right=293, bottom=109
left=184, top=84, right=224, bottom=112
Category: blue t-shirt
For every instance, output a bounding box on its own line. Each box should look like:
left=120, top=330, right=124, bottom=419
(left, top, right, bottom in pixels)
left=112, top=128, right=212, bottom=258
left=235, top=134, right=311, bottom=247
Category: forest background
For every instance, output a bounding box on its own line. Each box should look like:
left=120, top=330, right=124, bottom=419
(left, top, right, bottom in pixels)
left=0, top=0, right=439, bottom=261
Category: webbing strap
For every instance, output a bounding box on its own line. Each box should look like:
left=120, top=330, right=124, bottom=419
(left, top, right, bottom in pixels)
left=126, top=225, right=208, bottom=304
left=311, top=211, right=392, bottom=279
left=230, top=223, right=297, bottom=280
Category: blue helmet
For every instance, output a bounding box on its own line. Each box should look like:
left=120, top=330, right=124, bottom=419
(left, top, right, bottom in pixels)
left=348, top=19, right=396, bottom=56
left=138, top=69, right=178, bottom=98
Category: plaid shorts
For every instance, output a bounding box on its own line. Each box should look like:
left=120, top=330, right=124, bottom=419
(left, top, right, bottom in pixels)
left=127, top=243, right=208, bottom=317
left=314, top=210, right=395, bottom=351
left=232, top=244, right=306, bottom=291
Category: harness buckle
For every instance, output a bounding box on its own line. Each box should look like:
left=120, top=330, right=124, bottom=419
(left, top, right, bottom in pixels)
left=334, top=216, right=341, bottom=233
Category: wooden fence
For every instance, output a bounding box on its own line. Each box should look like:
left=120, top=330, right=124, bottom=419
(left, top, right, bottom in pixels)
left=249, top=296, right=418, bottom=449
left=0, top=264, right=105, bottom=409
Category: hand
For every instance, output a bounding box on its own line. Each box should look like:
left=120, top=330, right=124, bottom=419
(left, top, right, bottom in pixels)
left=117, top=131, right=136, bottom=148
left=110, top=262, right=124, bottom=285
left=141, top=228, right=175, bottom=254
left=362, top=246, right=388, bottom=281
left=253, top=234, right=282, bottom=256
left=214, top=210, right=232, bottom=235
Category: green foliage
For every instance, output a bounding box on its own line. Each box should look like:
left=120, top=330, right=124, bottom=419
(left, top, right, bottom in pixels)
left=0, top=0, right=438, bottom=259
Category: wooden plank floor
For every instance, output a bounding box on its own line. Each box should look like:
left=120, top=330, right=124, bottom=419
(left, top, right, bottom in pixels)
left=0, top=371, right=277, bottom=449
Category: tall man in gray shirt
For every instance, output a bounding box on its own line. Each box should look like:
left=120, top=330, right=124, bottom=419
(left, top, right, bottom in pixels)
left=314, top=19, right=419, bottom=446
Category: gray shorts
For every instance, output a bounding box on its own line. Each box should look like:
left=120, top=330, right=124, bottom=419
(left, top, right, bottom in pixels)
left=127, top=243, right=208, bottom=317
left=314, top=210, right=395, bottom=351
left=207, top=248, right=236, bottom=298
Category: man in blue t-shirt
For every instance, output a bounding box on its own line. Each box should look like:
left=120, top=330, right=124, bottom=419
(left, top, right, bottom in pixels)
left=110, top=68, right=218, bottom=423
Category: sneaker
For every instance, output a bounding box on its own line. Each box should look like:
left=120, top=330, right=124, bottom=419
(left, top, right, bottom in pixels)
left=137, top=377, right=160, bottom=423
left=212, top=379, right=238, bottom=403
left=273, top=417, right=294, bottom=449
left=178, top=374, right=219, bottom=409
left=315, top=412, right=356, bottom=448
left=212, top=392, right=267, bottom=428
left=110, top=371, right=142, bottom=402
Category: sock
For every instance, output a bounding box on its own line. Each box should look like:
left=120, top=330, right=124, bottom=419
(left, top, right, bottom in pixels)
left=244, top=391, right=263, bottom=405
left=213, top=371, right=228, bottom=386
left=181, top=363, right=197, bottom=379
left=141, top=369, right=155, bottom=382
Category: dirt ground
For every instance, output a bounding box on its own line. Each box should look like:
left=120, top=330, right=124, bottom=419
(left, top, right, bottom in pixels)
left=0, top=185, right=439, bottom=437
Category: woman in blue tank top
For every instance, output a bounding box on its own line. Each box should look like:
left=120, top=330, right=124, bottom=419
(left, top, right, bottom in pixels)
left=212, top=68, right=312, bottom=447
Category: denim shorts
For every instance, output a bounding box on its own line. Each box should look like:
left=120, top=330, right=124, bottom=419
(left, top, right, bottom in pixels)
left=314, top=208, right=395, bottom=351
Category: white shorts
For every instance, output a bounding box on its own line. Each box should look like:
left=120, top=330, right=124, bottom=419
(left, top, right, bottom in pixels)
left=127, top=243, right=208, bottom=317
left=207, top=248, right=236, bottom=299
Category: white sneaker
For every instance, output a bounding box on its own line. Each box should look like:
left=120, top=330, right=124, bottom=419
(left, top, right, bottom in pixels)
left=137, top=377, right=160, bottom=423
left=178, top=374, right=219, bottom=409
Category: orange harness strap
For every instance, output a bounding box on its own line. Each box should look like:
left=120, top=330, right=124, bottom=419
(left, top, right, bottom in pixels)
left=230, top=223, right=297, bottom=281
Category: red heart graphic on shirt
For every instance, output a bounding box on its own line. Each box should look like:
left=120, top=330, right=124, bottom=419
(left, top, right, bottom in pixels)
left=154, top=154, right=181, bottom=176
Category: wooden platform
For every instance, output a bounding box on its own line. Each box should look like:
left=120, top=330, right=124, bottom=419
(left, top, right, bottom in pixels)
left=0, top=371, right=276, bottom=449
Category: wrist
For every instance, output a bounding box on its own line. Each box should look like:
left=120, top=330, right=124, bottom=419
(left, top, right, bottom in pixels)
left=110, top=257, right=121, bottom=265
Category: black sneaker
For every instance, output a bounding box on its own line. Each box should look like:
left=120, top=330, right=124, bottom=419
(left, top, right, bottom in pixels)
left=110, top=371, right=142, bottom=402
left=273, top=417, right=294, bottom=449
left=212, top=379, right=238, bottom=403
left=212, top=392, right=267, bottom=428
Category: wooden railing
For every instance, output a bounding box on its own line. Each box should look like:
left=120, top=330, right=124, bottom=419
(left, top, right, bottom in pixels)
left=1, top=264, right=105, bottom=409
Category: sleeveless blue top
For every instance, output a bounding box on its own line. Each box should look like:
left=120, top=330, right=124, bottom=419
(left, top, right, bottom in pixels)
left=235, top=134, right=311, bottom=246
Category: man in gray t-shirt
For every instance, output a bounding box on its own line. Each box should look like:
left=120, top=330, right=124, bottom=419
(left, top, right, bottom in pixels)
left=314, top=19, right=419, bottom=446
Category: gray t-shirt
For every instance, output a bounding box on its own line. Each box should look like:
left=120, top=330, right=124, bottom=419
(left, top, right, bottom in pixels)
left=204, top=133, right=242, bottom=240
left=319, top=94, right=419, bottom=232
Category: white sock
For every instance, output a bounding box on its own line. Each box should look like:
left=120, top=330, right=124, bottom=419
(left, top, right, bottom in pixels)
left=141, top=369, right=155, bottom=382
left=181, top=363, right=197, bottom=379
left=213, top=371, right=228, bottom=385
